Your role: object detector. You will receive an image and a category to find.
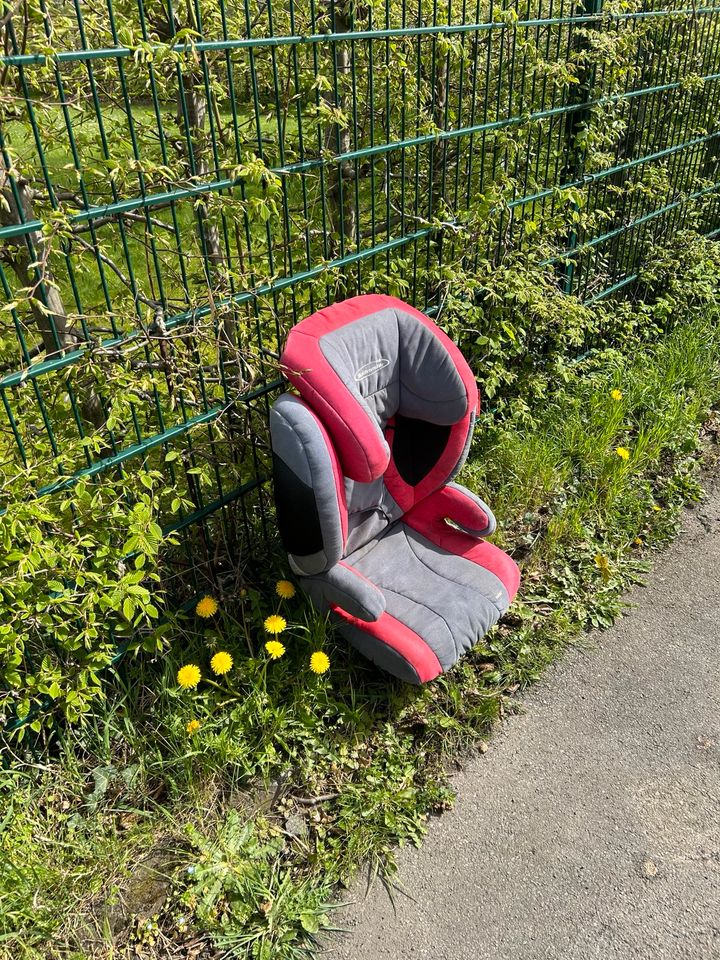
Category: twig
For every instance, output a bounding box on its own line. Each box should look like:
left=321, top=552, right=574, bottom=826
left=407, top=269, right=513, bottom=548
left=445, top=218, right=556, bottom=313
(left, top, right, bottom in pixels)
left=294, top=792, right=341, bottom=806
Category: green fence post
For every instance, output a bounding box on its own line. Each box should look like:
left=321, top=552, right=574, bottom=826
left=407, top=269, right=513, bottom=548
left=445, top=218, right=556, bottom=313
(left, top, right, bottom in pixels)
left=562, top=0, right=603, bottom=296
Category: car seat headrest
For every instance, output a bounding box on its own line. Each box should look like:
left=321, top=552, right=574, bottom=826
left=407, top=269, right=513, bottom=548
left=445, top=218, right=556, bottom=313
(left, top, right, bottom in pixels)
left=279, top=294, right=478, bottom=483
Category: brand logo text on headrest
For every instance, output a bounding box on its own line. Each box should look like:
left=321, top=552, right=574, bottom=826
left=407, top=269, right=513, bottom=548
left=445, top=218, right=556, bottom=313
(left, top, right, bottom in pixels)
left=354, top=358, right=390, bottom=381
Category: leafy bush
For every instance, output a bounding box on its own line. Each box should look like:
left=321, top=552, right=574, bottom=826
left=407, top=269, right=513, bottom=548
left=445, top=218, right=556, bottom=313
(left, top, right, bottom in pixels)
left=2, top=303, right=718, bottom=959
left=3, top=232, right=720, bottom=733
left=0, top=470, right=171, bottom=730
left=437, top=232, right=720, bottom=419
left=2, top=0, right=720, bottom=732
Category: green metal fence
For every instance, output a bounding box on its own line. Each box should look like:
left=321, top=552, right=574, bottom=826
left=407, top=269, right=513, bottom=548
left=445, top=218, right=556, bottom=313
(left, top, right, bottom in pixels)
left=1, top=0, right=719, bottom=591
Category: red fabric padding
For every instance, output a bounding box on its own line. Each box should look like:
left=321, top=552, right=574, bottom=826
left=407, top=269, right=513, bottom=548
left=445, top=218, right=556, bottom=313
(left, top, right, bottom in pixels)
left=282, top=327, right=388, bottom=482
left=405, top=497, right=521, bottom=602
left=280, top=294, right=479, bottom=484
left=379, top=298, right=478, bottom=504
left=417, top=485, right=490, bottom=533
left=384, top=413, right=475, bottom=510
left=331, top=606, right=443, bottom=682
left=412, top=415, right=473, bottom=504
left=381, top=441, right=415, bottom=512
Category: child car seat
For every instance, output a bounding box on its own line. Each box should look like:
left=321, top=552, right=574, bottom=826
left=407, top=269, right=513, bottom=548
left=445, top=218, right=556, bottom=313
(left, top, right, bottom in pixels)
left=269, top=294, right=520, bottom=683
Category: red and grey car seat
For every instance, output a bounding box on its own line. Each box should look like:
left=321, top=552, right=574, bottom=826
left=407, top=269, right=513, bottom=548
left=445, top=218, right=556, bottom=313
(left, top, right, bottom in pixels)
left=269, top=294, right=520, bottom=683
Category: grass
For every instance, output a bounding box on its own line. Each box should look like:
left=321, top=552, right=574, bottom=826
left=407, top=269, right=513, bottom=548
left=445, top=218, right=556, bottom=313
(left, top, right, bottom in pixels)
left=1, top=311, right=719, bottom=959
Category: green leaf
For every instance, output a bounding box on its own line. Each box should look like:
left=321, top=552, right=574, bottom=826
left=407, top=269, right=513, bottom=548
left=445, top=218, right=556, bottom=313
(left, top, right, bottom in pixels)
left=299, top=912, right=321, bottom=934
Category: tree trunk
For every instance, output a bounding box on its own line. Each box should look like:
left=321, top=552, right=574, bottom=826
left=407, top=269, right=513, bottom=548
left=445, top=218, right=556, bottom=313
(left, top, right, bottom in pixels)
left=323, top=1, right=356, bottom=257
left=152, top=7, right=238, bottom=365
left=179, top=73, right=225, bottom=274
left=0, top=166, right=105, bottom=429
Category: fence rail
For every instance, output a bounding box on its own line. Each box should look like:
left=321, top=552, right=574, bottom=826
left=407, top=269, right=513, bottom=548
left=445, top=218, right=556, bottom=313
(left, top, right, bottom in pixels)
left=1, top=0, right=719, bottom=590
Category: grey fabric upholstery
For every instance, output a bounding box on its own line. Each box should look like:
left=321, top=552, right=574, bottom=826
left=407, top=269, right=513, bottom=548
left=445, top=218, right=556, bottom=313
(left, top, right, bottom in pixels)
left=333, top=523, right=510, bottom=673
left=344, top=475, right=404, bottom=554
left=320, top=306, right=469, bottom=428
left=270, top=394, right=345, bottom=576
left=301, top=563, right=386, bottom=622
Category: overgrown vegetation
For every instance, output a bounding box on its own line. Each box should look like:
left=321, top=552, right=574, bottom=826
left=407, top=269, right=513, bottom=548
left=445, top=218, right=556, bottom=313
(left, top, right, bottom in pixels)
left=2, top=0, right=720, bottom=954
left=2, top=0, right=720, bottom=724
left=2, top=227, right=720, bottom=730
left=2, top=286, right=718, bottom=958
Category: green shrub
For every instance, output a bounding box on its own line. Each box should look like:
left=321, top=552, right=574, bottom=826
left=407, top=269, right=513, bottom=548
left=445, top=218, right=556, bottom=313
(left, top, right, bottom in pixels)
left=0, top=469, right=170, bottom=730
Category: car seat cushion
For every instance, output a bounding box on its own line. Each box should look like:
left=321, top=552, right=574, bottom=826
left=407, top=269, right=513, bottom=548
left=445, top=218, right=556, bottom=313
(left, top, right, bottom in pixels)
left=301, top=561, right=386, bottom=623
left=405, top=493, right=520, bottom=602
left=328, top=522, right=512, bottom=682
left=269, top=393, right=348, bottom=576
left=270, top=294, right=521, bottom=683
left=280, top=294, right=479, bottom=486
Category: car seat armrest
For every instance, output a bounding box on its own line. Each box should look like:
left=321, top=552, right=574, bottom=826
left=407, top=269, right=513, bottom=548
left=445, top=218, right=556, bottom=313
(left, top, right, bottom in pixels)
left=410, top=482, right=497, bottom=538
left=302, top=562, right=386, bottom=622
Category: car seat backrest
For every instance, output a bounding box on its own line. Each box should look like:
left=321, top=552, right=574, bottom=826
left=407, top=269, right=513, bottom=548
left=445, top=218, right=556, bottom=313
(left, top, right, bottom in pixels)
left=270, top=294, right=480, bottom=575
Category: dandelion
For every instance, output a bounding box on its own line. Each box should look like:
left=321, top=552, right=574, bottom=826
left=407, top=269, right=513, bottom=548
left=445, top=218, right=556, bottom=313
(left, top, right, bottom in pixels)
left=634, top=537, right=643, bottom=546
left=610, top=389, right=623, bottom=401
left=652, top=504, right=662, bottom=512
left=195, top=595, right=218, bottom=618
left=594, top=553, right=610, bottom=583
left=309, top=651, right=330, bottom=675
left=275, top=579, right=296, bottom=600
left=210, top=651, right=233, bottom=675
left=177, top=663, right=201, bottom=689
left=615, top=446, right=630, bottom=460
left=265, top=640, right=286, bottom=660
left=264, top=614, right=287, bottom=635
left=186, top=719, right=201, bottom=735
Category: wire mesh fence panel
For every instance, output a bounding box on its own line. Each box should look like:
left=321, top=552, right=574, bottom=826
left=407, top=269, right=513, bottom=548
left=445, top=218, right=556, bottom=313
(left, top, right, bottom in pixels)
left=1, top=0, right=719, bottom=587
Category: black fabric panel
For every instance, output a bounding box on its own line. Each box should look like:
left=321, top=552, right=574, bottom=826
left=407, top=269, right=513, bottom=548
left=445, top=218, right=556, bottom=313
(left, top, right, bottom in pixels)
left=391, top=415, right=452, bottom=486
left=272, top=452, right=323, bottom=556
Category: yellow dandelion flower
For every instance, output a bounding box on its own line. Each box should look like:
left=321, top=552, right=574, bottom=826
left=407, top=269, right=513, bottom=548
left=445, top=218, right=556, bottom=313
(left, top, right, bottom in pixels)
left=210, top=651, right=233, bottom=675
left=615, top=446, right=630, bottom=460
left=594, top=553, right=610, bottom=583
left=195, top=595, right=218, bottom=618
left=610, top=389, right=623, bottom=401
left=275, top=579, right=296, bottom=600
left=652, top=504, right=662, bottom=512
left=186, top=719, right=201, bottom=735
left=177, top=664, right=201, bottom=689
left=634, top=537, right=643, bottom=546
left=264, top=614, right=287, bottom=635
left=309, top=651, right=330, bottom=675
left=265, top=640, right=286, bottom=660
